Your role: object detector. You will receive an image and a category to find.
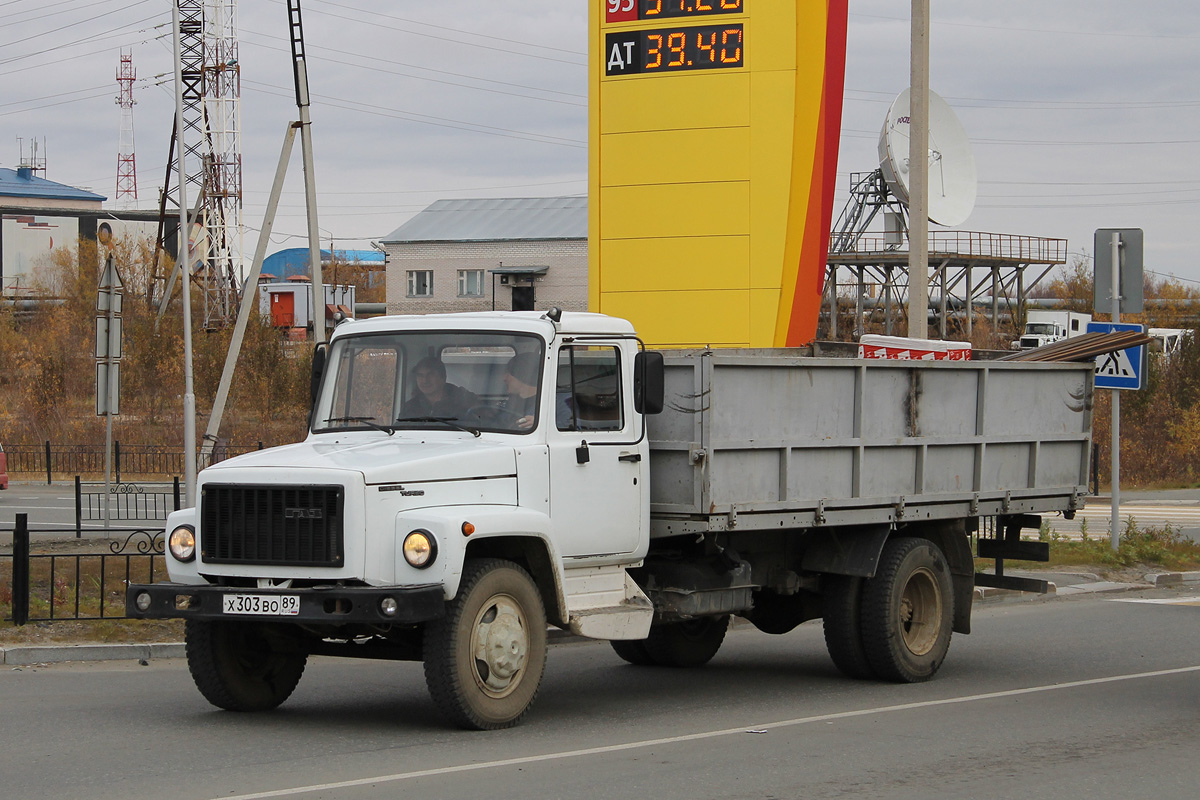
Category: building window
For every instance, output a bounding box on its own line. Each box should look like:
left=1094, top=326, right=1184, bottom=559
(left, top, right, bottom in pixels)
left=407, top=270, right=433, bottom=297
left=458, top=269, right=485, bottom=297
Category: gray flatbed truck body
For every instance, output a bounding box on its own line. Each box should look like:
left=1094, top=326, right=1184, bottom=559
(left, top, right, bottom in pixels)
left=648, top=349, right=1092, bottom=536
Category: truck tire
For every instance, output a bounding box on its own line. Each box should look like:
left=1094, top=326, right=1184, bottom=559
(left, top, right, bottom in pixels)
left=860, top=537, right=954, bottom=683
left=610, top=639, right=656, bottom=665
left=822, top=575, right=875, bottom=680
left=642, top=615, right=729, bottom=668
left=423, top=559, right=547, bottom=730
left=185, top=619, right=307, bottom=712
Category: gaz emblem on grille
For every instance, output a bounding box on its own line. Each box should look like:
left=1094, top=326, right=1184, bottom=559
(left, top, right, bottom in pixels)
left=284, top=507, right=324, bottom=519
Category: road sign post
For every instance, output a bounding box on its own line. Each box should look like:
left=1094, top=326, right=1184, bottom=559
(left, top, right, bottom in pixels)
left=96, top=255, right=124, bottom=530
left=1092, top=226, right=1144, bottom=552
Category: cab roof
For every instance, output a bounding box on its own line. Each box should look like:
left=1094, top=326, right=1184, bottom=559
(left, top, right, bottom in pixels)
left=329, top=310, right=636, bottom=342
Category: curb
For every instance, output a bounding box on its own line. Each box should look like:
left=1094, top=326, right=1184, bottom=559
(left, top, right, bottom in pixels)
left=1143, top=571, right=1200, bottom=587
left=1, top=642, right=184, bottom=666
left=973, top=579, right=1154, bottom=603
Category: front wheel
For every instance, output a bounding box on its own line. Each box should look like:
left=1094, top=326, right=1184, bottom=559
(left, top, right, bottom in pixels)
left=860, top=537, right=954, bottom=683
left=185, top=620, right=307, bottom=711
left=423, top=559, right=547, bottom=730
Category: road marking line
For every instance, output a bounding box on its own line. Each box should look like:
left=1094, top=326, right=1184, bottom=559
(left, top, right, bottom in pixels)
left=211, top=664, right=1200, bottom=800
left=1109, top=596, right=1200, bottom=605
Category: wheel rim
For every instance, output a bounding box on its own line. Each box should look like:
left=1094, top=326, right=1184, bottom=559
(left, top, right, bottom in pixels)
left=469, top=593, right=529, bottom=698
left=897, top=566, right=942, bottom=656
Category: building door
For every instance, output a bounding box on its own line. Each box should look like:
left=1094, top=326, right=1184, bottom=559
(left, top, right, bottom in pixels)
left=271, top=292, right=295, bottom=327
left=511, top=285, right=535, bottom=311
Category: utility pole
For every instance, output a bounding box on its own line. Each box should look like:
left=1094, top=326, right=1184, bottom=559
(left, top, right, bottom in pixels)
left=908, top=0, right=930, bottom=339
left=288, top=0, right=325, bottom=343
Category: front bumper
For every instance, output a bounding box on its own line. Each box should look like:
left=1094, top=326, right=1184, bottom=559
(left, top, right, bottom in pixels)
left=125, top=582, right=445, bottom=625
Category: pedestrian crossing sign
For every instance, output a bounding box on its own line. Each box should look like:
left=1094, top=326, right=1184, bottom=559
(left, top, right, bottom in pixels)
left=1087, top=321, right=1145, bottom=390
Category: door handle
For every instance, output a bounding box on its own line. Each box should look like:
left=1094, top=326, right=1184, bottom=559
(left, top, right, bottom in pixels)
left=618, top=452, right=641, bottom=463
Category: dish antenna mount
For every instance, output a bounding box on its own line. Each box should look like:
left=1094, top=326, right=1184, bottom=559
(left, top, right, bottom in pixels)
left=830, top=88, right=977, bottom=253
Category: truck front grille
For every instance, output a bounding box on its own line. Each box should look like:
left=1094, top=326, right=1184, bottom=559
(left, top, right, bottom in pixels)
left=200, top=484, right=345, bottom=567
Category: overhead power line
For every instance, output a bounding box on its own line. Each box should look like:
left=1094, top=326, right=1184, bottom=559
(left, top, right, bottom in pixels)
left=307, top=0, right=587, bottom=59
left=239, top=30, right=585, bottom=107
left=301, top=0, right=586, bottom=66
left=851, top=12, right=1200, bottom=40
left=242, top=78, right=585, bottom=148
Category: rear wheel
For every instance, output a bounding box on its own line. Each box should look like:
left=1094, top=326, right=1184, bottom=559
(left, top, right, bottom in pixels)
left=610, top=639, right=656, bottom=666
left=860, top=537, right=954, bottom=683
left=423, top=559, right=547, bottom=730
left=822, top=575, right=875, bottom=679
left=185, top=619, right=307, bottom=711
left=642, top=615, right=729, bottom=668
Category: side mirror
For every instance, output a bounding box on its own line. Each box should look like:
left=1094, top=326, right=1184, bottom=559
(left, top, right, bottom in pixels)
left=310, top=342, right=328, bottom=406
left=634, top=351, right=664, bottom=415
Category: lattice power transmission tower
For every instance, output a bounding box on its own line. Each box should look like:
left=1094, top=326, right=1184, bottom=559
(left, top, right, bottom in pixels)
left=156, top=0, right=243, bottom=328
left=115, top=51, right=138, bottom=206
left=201, top=0, right=243, bottom=329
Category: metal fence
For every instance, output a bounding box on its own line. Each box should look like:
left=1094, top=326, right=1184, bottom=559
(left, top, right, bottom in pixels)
left=5, top=441, right=264, bottom=482
left=77, top=478, right=182, bottom=523
left=3, top=514, right=166, bottom=625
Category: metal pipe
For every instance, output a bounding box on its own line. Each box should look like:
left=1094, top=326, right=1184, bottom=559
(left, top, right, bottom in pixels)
left=201, top=123, right=300, bottom=462
left=1110, top=232, right=1121, bottom=552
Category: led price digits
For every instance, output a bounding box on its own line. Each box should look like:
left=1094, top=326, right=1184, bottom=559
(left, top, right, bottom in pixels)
left=606, top=0, right=743, bottom=23
left=643, top=0, right=743, bottom=18
left=605, top=25, right=744, bottom=76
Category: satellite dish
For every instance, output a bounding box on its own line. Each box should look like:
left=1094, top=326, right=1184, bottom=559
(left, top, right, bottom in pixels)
left=878, top=88, right=977, bottom=227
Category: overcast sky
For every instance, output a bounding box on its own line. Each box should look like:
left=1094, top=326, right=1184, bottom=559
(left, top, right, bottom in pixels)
left=2, top=1, right=1198, bottom=287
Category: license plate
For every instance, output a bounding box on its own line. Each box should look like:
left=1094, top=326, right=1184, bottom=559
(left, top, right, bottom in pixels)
left=222, top=593, right=301, bottom=616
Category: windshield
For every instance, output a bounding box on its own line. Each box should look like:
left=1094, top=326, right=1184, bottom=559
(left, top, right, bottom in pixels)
left=1025, top=323, right=1056, bottom=335
left=312, top=331, right=545, bottom=435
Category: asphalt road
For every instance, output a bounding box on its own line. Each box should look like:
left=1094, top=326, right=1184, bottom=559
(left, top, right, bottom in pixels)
left=3, top=591, right=1200, bottom=799
left=0, top=481, right=170, bottom=538
left=6, top=481, right=1200, bottom=542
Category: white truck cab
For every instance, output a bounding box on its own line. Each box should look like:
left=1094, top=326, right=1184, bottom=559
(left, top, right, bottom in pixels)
left=1013, top=310, right=1092, bottom=350
left=130, top=310, right=663, bottom=729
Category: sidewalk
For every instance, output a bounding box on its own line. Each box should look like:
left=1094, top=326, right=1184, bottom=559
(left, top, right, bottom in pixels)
left=7, top=570, right=1200, bottom=666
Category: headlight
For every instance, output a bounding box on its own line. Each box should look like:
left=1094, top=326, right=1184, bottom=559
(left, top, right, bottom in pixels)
left=402, top=529, right=437, bottom=568
left=169, top=525, right=196, bottom=562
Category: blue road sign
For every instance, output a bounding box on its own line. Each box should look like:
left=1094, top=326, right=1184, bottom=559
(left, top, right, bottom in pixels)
left=1087, top=321, right=1145, bottom=390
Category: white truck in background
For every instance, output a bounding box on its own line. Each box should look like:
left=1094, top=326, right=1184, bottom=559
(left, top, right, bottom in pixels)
left=1013, top=310, right=1092, bottom=350
left=128, top=310, right=1093, bottom=729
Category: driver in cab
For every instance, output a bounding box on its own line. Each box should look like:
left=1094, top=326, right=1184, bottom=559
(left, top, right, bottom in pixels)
left=403, top=357, right=477, bottom=420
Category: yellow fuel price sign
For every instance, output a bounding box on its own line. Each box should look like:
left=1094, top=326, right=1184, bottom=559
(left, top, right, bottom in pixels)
left=590, top=0, right=848, bottom=347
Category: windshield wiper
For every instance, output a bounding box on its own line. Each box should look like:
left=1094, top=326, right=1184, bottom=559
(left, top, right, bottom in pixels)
left=395, top=415, right=481, bottom=438
left=323, top=416, right=395, bottom=436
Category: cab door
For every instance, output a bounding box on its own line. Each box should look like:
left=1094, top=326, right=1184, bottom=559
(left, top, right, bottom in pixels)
left=547, top=343, right=644, bottom=557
